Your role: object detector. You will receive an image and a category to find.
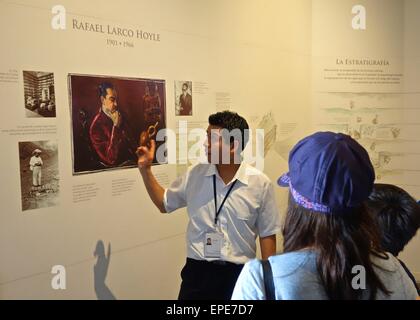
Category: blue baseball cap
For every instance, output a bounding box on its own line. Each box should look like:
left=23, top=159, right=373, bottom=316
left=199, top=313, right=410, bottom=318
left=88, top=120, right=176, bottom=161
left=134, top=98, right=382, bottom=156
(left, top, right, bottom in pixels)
left=278, top=131, right=375, bottom=214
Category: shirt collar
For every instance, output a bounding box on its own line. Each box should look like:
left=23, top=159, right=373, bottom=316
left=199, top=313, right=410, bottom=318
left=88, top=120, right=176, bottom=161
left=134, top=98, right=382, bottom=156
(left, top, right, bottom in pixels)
left=204, top=162, right=249, bottom=186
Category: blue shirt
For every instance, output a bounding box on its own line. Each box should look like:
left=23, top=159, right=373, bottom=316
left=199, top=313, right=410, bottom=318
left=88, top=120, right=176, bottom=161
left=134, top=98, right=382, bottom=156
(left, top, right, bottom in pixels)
left=232, top=250, right=418, bottom=299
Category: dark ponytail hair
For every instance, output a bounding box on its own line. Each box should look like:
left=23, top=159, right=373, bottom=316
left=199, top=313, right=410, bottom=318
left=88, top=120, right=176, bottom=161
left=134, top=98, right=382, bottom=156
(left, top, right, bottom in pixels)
left=283, top=194, right=391, bottom=300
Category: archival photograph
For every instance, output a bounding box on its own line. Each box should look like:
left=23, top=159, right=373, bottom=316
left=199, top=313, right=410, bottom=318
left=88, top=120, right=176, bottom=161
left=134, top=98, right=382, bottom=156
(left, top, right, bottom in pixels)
left=68, top=74, right=167, bottom=175
left=174, top=80, right=192, bottom=116
left=23, top=71, right=56, bottom=118
left=18, top=140, right=60, bottom=211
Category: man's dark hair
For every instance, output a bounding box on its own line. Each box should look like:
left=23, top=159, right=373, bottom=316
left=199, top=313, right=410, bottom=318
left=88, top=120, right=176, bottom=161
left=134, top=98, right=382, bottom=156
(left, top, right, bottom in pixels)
left=208, top=110, right=249, bottom=152
left=98, top=82, right=115, bottom=98
left=366, top=183, right=420, bottom=256
left=182, top=82, right=189, bottom=89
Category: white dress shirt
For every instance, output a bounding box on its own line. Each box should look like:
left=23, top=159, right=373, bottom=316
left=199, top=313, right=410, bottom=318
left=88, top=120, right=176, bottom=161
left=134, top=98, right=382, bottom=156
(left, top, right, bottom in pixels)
left=29, top=156, right=43, bottom=168
left=164, top=162, right=281, bottom=264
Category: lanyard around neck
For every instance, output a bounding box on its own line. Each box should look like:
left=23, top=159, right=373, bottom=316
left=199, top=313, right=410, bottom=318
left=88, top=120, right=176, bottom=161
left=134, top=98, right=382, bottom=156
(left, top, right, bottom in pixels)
left=213, top=175, right=237, bottom=225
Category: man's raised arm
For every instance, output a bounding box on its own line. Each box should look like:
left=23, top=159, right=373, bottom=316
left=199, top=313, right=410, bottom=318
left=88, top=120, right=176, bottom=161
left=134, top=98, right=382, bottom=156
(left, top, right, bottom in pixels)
left=137, top=139, right=166, bottom=213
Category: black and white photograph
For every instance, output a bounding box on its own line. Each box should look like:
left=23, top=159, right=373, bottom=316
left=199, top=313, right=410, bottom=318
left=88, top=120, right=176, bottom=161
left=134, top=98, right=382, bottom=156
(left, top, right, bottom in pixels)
left=174, top=80, right=192, bottom=116
left=18, top=140, right=59, bottom=211
left=23, top=70, right=56, bottom=118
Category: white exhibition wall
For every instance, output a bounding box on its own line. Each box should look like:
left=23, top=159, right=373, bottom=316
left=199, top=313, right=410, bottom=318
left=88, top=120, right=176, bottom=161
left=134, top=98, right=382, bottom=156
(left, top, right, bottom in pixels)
left=0, top=0, right=418, bottom=299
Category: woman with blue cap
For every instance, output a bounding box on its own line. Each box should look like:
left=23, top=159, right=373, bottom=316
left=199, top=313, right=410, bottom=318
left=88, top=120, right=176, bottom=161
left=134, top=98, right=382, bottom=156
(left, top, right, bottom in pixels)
left=232, top=131, right=418, bottom=300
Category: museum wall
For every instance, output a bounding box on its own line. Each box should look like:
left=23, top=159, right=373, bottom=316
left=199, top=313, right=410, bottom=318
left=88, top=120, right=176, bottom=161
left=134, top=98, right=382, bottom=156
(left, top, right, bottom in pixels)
left=400, top=0, right=420, bottom=281
left=0, top=0, right=312, bottom=299
left=0, top=0, right=418, bottom=299
left=311, top=0, right=420, bottom=281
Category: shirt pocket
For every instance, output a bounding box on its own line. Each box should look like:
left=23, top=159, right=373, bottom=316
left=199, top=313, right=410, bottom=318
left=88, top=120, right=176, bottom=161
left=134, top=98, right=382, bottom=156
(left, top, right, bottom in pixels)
left=234, top=203, right=258, bottom=226
left=236, top=209, right=253, bottom=221
left=234, top=191, right=260, bottom=221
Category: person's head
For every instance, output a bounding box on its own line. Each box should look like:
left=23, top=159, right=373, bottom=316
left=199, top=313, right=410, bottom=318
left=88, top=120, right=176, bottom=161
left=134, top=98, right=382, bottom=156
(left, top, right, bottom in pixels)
left=99, top=82, right=117, bottom=113
left=182, top=83, right=188, bottom=94
left=366, top=183, right=420, bottom=256
left=32, top=149, right=42, bottom=157
left=144, top=85, right=150, bottom=96
left=205, top=111, right=249, bottom=165
left=278, top=131, right=389, bottom=299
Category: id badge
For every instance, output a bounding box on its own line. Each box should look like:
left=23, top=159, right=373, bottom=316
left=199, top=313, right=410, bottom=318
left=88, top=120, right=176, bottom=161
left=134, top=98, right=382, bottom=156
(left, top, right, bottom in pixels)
left=204, top=232, right=223, bottom=258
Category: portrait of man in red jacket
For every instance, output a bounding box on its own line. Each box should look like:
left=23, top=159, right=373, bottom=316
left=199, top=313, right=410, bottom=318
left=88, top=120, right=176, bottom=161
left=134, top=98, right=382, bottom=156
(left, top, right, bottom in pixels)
left=69, top=74, right=166, bottom=175
left=89, top=82, right=137, bottom=167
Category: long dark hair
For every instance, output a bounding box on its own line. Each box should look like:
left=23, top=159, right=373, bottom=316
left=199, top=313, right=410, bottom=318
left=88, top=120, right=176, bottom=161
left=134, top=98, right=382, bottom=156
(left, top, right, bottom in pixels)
left=283, top=194, right=391, bottom=300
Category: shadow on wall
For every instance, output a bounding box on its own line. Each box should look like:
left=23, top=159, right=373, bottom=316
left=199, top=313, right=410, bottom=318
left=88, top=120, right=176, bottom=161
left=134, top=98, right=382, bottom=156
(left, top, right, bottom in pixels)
left=94, top=240, right=116, bottom=300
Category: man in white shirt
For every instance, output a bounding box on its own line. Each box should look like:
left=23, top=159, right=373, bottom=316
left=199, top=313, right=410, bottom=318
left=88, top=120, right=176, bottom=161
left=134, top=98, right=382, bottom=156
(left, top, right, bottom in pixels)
left=29, top=149, right=43, bottom=187
left=137, top=111, right=281, bottom=300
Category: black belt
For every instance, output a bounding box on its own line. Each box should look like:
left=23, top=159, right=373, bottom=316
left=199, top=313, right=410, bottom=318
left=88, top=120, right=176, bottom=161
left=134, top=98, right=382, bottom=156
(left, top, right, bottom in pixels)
left=209, top=260, right=228, bottom=266
left=186, top=257, right=242, bottom=267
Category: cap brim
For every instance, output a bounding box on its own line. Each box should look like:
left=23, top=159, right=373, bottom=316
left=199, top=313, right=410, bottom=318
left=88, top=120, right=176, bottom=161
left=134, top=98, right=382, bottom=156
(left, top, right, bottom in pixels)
left=277, top=173, right=291, bottom=187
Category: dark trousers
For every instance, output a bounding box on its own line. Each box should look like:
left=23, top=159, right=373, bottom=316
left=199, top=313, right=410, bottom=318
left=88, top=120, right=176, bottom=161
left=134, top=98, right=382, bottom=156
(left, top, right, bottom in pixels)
left=178, top=258, right=244, bottom=300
